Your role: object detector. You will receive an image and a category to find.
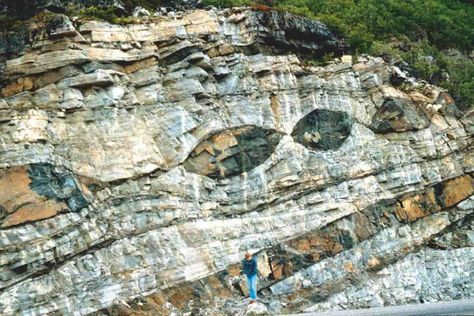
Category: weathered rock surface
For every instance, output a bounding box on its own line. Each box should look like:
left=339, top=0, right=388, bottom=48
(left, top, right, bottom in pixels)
left=0, top=7, right=472, bottom=316
left=370, top=98, right=430, bottom=133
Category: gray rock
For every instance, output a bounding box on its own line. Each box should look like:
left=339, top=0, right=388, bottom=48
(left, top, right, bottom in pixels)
left=47, top=15, right=78, bottom=38
left=245, top=302, right=268, bottom=315
left=268, top=300, right=283, bottom=314
left=370, top=98, right=430, bottom=133
left=0, top=7, right=472, bottom=316
left=132, top=6, right=150, bottom=17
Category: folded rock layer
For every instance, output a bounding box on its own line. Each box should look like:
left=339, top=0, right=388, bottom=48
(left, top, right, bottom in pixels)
left=0, top=7, right=472, bottom=316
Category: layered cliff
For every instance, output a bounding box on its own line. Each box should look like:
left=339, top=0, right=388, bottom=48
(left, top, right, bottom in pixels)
left=0, top=7, right=473, bottom=315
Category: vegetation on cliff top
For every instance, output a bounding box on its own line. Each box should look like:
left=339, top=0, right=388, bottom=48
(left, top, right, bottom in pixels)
left=205, top=0, right=474, bottom=110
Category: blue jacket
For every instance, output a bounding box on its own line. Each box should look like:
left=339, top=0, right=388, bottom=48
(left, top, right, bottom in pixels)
left=242, top=257, right=257, bottom=276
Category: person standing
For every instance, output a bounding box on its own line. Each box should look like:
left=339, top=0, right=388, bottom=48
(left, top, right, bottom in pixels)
left=242, top=251, right=258, bottom=304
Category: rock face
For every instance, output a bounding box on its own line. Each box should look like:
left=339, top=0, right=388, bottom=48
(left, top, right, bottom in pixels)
left=0, top=7, right=472, bottom=316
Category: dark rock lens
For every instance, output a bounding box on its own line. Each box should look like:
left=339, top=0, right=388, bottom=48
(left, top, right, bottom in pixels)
left=184, top=126, right=282, bottom=179
left=291, top=109, right=352, bottom=150
left=370, top=98, right=430, bottom=133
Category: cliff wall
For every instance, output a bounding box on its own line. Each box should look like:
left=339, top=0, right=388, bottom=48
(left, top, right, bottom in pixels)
left=0, top=7, right=472, bottom=315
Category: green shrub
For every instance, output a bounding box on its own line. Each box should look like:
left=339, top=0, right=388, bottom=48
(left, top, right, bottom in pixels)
left=75, top=7, right=121, bottom=22
left=121, top=0, right=167, bottom=11
left=441, top=58, right=474, bottom=111
left=304, top=52, right=335, bottom=67
left=0, top=14, right=21, bottom=30
left=65, top=6, right=138, bottom=24
left=400, top=42, right=445, bottom=81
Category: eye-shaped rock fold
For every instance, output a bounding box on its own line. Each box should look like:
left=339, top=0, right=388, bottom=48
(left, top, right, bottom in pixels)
left=291, top=109, right=353, bottom=150
left=183, top=126, right=283, bottom=179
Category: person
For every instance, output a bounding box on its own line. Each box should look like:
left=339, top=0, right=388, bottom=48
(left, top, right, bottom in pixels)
left=242, top=251, right=258, bottom=304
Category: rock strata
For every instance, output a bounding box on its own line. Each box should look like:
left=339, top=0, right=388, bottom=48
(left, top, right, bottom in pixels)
left=0, top=6, right=472, bottom=316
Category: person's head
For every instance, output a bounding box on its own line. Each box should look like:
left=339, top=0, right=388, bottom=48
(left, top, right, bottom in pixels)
left=245, top=251, right=252, bottom=260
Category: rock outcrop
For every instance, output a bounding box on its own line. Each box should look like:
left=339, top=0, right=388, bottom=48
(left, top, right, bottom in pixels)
left=0, top=6, right=472, bottom=316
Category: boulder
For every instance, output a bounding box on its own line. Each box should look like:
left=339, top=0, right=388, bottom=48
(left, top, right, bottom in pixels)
left=245, top=302, right=268, bottom=315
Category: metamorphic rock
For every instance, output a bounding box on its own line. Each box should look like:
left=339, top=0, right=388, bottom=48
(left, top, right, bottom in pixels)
left=0, top=5, right=473, bottom=316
